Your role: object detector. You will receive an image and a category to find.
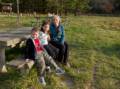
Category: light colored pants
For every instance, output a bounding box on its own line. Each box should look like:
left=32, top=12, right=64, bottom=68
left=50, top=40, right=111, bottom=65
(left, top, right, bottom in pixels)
left=35, top=51, right=58, bottom=77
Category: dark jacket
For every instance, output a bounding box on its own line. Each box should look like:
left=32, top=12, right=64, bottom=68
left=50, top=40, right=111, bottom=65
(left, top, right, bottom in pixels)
left=25, top=38, right=36, bottom=60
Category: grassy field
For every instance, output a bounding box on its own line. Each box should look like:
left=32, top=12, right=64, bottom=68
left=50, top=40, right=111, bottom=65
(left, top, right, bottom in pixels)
left=0, top=14, right=120, bottom=89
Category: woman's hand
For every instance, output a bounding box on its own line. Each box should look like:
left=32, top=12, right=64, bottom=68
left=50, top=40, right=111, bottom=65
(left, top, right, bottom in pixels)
left=47, top=35, right=51, bottom=41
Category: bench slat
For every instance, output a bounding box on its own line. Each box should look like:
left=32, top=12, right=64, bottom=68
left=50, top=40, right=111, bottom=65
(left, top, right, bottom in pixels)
left=7, top=58, right=26, bottom=68
left=7, top=58, right=34, bottom=69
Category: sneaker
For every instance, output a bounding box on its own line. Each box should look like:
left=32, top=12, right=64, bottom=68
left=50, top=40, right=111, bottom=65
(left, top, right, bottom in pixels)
left=39, top=77, right=46, bottom=86
left=56, top=68, right=65, bottom=75
left=46, top=66, right=51, bottom=72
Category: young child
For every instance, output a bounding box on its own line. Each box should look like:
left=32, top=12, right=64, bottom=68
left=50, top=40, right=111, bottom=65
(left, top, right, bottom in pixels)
left=39, top=20, right=58, bottom=59
left=25, top=27, right=65, bottom=86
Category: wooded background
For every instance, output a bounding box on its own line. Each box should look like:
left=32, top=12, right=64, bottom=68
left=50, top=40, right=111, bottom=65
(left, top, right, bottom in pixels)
left=0, top=0, right=120, bottom=15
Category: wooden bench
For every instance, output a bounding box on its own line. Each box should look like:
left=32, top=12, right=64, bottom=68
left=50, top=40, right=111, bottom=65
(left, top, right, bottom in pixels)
left=0, top=27, right=32, bottom=73
left=6, top=58, right=34, bottom=74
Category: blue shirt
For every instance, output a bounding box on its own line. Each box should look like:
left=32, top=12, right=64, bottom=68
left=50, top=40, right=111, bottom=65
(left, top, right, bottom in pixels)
left=50, top=23, right=65, bottom=44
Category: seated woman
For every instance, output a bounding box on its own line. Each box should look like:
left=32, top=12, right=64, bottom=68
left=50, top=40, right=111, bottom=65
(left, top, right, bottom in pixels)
left=50, top=15, right=69, bottom=65
left=39, top=20, right=58, bottom=59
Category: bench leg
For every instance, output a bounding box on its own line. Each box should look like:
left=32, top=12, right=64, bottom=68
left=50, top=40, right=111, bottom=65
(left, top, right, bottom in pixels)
left=0, top=48, right=7, bottom=73
left=19, top=60, right=34, bottom=75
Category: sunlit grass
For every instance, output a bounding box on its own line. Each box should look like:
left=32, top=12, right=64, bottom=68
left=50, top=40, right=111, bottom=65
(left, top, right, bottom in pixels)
left=0, top=14, right=120, bottom=89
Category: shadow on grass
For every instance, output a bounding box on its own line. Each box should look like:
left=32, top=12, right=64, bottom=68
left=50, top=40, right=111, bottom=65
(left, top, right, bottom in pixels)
left=99, top=44, right=120, bottom=58
left=0, top=46, right=26, bottom=88
left=6, top=46, right=25, bottom=61
left=69, top=41, right=90, bottom=50
left=0, top=70, right=22, bottom=89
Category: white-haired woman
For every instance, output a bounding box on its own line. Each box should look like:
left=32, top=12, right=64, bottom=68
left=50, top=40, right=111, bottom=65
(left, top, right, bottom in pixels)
left=50, top=15, right=69, bottom=66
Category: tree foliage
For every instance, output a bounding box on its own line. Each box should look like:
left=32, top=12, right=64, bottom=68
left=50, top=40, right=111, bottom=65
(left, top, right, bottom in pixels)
left=1, top=0, right=120, bottom=14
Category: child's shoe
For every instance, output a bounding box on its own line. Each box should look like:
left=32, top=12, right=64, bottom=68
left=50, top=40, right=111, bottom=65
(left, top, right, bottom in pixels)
left=39, top=76, right=46, bottom=86
left=56, top=68, right=65, bottom=75
left=46, top=66, right=51, bottom=73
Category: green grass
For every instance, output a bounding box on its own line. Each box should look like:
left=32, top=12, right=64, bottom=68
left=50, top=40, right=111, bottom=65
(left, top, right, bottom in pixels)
left=0, top=14, right=120, bottom=89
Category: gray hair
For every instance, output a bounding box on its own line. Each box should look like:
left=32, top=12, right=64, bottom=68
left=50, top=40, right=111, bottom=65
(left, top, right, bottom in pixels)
left=52, top=15, right=61, bottom=22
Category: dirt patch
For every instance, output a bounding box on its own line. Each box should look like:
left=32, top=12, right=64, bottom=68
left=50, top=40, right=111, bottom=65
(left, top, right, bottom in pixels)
left=60, top=74, right=75, bottom=89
